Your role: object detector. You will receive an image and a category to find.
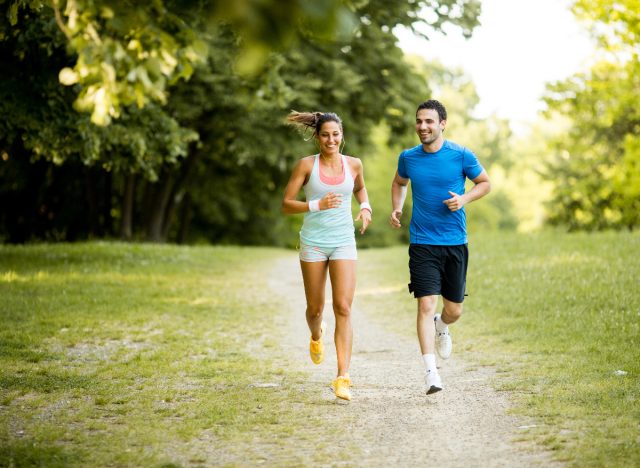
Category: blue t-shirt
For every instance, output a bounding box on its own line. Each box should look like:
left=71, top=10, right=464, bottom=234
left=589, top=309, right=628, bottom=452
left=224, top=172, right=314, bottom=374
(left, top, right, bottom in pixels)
left=397, top=140, right=483, bottom=245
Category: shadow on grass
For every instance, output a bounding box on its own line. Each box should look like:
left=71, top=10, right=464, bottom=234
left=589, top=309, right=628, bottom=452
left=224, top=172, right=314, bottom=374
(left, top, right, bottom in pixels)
left=0, top=336, right=58, bottom=363
left=0, top=442, right=81, bottom=468
left=0, top=371, right=92, bottom=393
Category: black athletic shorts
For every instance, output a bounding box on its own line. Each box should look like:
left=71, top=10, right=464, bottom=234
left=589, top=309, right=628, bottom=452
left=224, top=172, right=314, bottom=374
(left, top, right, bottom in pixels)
left=408, top=244, right=469, bottom=302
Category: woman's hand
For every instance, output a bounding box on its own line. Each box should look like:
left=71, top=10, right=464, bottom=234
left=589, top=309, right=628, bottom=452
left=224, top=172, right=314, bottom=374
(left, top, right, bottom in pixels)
left=355, top=209, right=371, bottom=234
left=320, top=192, right=343, bottom=210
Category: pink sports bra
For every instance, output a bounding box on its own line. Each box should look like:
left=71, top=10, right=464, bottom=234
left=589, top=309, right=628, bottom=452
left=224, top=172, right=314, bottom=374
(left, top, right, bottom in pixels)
left=319, top=156, right=356, bottom=185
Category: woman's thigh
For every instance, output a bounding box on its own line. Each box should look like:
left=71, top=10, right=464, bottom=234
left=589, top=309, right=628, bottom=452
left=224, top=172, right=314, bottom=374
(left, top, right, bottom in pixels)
left=328, top=259, right=357, bottom=307
left=300, top=260, right=329, bottom=307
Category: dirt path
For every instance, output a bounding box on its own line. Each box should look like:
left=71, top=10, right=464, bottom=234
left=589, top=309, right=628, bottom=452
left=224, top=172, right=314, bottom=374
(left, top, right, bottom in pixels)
left=269, top=255, right=561, bottom=467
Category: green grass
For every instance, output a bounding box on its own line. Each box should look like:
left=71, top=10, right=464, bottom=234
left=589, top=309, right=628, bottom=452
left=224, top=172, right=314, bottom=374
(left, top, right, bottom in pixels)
left=2, top=233, right=639, bottom=466
left=356, top=231, right=640, bottom=467
left=0, top=242, right=356, bottom=466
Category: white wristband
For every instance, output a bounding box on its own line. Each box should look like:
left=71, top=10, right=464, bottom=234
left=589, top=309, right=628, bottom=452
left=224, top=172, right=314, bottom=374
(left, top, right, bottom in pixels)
left=360, top=201, right=372, bottom=213
left=308, top=200, right=320, bottom=212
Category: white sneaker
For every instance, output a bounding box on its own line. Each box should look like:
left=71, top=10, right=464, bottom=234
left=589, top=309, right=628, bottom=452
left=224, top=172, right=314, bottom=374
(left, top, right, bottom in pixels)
left=425, top=370, right=443, bottom=395
left=436, top=329, right=452, bottom=359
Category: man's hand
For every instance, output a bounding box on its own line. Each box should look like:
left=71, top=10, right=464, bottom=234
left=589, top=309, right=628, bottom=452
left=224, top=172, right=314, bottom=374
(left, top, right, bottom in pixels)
left=389, top=209, right=403, bottom=228
left=443, top=191, right=465, bottom=212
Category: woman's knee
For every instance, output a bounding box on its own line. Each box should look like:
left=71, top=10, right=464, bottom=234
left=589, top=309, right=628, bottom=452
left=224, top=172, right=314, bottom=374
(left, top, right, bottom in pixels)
left=306, top=303, right=324, bottom=318
left=333, top=300, right=352, bottom=318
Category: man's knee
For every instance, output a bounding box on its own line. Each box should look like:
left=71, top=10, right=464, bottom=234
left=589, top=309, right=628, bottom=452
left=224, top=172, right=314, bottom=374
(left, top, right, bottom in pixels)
left=443, top=302, right=463, bottom=322
left=418, top=295, right=438, bottom=317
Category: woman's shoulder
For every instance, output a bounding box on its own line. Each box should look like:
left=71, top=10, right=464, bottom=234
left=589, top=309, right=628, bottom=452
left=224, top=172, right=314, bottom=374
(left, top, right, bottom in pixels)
left=344, top=155, right=363, bottom=171
left=295, top=155, right=316, bottom=170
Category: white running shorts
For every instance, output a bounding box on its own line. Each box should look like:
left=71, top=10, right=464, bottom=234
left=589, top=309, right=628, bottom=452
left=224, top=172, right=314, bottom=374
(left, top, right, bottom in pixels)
left=299, top=242, right=357, bottom=262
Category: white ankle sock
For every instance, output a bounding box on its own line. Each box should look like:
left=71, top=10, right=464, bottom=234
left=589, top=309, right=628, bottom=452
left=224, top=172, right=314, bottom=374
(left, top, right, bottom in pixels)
left=434, top=314, right=448, bottom=333
left=422, top=353, right=437, bottom=373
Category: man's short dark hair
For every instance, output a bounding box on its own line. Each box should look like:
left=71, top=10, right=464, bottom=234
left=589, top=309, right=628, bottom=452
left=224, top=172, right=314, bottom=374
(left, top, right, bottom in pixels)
left=417, top=100, right=447, bottom=122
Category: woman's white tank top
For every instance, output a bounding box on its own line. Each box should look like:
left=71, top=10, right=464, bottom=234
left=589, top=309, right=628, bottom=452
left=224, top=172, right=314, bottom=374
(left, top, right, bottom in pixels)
left=300, top=154, right=355, bottom=247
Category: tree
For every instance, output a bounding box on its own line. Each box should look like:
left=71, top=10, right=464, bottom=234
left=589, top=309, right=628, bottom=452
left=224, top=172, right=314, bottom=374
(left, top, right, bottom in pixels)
left=542, top=0, right=640, bottom=230
left=5, top=0, right=358, bottom=126
left=170, top=0, right=483, bottom=245
left=0, top=3, right=203, bottom=240
left=0, top=0, right=482, bottom=243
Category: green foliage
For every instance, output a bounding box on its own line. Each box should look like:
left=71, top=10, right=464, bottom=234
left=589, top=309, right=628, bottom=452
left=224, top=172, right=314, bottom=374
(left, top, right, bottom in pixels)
left=357, top=122, right=413, bottom=248
left=572, top=0, right=640, bottom=51
left=542, top=1, right=640, bottom=231
left=467, top=190, right=518, bottom=233
left=16, top=1, right=207, bottom=126
left=0, top=6, right=197, bottom=178
left=0, top=0, right=483, bottom=244
left=179, top=16, right=431, bottom=245
left=544, top=59, right=640, bottom=230
left=613, top=134, right=640, bottom=227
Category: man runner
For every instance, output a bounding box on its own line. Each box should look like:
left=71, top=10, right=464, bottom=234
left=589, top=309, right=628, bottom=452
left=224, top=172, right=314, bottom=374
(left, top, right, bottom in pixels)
left=389, top=99, right=491, bottom=394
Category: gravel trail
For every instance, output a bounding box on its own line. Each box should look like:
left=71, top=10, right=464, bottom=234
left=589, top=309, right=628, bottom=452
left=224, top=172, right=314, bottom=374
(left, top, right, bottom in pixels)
left=269, top=255, right=561, bottom=467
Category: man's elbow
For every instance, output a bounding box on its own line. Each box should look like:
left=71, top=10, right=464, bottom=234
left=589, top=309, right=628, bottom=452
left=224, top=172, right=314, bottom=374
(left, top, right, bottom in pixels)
left=484, top=180, right=492, bottom=195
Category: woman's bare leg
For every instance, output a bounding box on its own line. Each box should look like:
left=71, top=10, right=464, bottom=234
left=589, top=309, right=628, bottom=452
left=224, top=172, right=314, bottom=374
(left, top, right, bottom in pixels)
left=300, top=260, right=329, bottom=339
left=328, top=259, right=356, bottom=377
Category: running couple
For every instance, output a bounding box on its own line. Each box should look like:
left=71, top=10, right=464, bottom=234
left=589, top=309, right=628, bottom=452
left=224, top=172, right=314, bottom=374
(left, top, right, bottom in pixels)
left=282, top=100, right=491, bottom=400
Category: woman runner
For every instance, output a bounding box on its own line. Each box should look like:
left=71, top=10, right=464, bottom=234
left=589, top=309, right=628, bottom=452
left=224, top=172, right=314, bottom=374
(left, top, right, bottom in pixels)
left=281, top=111, right=372, bottom=401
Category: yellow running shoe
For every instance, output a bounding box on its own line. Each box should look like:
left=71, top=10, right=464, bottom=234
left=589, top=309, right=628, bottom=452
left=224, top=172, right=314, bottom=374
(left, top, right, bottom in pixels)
left=331, top=375, right=352, bottom=401
left=309, top=321, right=326, bottom=364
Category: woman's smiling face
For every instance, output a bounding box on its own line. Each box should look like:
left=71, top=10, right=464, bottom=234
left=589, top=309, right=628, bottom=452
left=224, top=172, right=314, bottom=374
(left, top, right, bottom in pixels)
left=317, top=121, right=342, bottom=155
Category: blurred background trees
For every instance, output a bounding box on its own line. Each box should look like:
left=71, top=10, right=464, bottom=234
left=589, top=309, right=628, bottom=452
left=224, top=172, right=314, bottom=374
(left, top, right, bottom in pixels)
left=0, top=0, right=482, bottom=244
left=542, top=0, right=640, bottom=231
left=1, top=0, right=637, bottom=244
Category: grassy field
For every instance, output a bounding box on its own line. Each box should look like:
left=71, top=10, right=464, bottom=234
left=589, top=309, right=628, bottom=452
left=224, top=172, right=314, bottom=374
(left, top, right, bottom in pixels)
left=0, top=243, right=357, bottom=466
left=356, top=230, right=640, bottom=467
left=1, top=232, right=639, bottom=466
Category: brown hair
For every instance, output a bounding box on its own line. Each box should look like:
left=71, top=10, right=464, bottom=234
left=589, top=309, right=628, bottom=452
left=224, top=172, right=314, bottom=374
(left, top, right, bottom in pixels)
left=416, top=99, right=447, bottom=122
left=286, top=111, right=343, bottom=139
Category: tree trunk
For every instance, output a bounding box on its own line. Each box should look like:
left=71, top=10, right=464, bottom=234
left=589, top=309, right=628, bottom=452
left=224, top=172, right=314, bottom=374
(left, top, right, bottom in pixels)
left=176, top=193, right=192, bottom=244
left=146, top=173, right=174, bottom=243
left=120, top=173, right=135, bottom=240
left=161, top=190, right=180, bottom=241
left=103, top=170, right=113, bottom=237
left=160, top=149, right=202, bottom=242
left=5, top=147, right=48, bottom=243
left=85, top=169, right=99, bottom=238
left=142, top=146, right=202, bottom=243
